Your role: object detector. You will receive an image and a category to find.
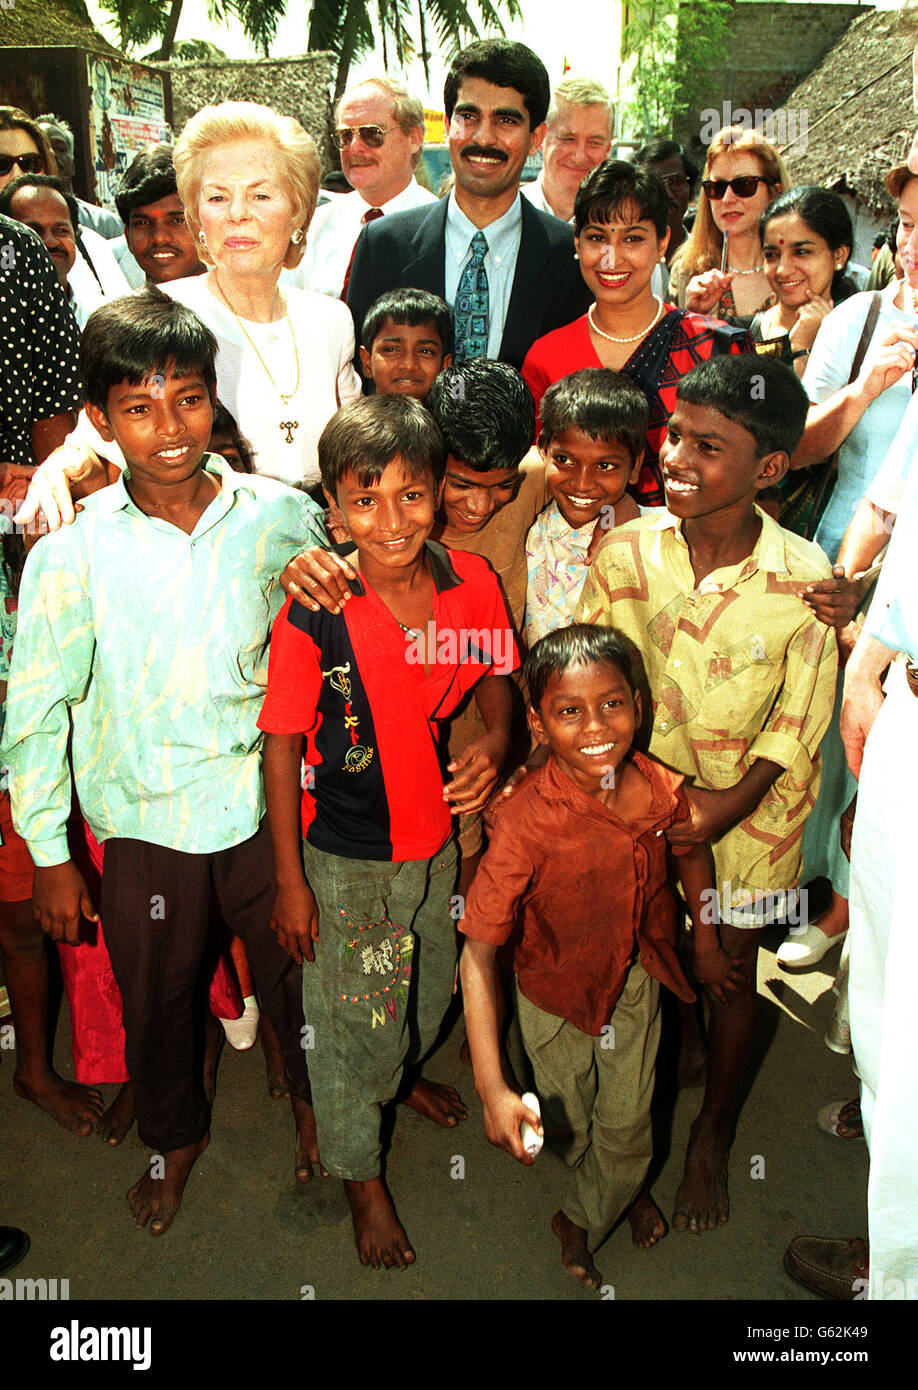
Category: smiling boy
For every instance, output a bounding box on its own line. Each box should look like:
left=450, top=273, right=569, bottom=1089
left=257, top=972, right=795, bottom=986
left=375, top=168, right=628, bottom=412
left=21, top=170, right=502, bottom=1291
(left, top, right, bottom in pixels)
left=1, top=290, right=329, bottom=1235
left=460, top=625, right=738, bottom=1290
left=258, top=394, right=517, bottom=1269
left=576, top=354, right=837, bottom=1234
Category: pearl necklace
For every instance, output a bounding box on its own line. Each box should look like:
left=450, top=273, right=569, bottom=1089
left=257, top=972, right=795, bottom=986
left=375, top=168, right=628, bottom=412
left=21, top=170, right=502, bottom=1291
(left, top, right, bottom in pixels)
left=727, top=264, right=765, bottom=275
left=588, top=296, right=665, bottom=344
left=214, top=276, right=301, bottom=445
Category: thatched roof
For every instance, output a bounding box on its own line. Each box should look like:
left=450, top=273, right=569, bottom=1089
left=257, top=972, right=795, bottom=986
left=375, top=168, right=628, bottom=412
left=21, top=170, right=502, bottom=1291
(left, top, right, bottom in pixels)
left=0, top=0, right=121, bottom=54
left=776, top=9, right=913, bottom=213
left=163, top=53, right=335, bottom=153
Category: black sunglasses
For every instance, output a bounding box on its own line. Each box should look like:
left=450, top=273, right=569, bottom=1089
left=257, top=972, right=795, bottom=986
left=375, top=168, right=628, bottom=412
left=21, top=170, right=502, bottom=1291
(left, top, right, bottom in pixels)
left=332, top=125, right=394, bottom=150
left=0, top=153, right=45, bottom=177
left=701, top=175, right=770, bottom=200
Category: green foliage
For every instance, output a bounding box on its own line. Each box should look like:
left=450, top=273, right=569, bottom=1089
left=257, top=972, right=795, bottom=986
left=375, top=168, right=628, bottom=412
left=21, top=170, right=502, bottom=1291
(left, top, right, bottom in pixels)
left=103, top=0, right=286, bottom=59
left=171, top=37, right=228, bottom=58
left=308, top=0, right=522, bottom=98
left=624, top=0, right=730, bottom=138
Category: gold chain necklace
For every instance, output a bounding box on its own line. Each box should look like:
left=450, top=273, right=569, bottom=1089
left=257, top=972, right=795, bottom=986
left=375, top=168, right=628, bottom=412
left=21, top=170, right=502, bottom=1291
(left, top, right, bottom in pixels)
left=588, top=296, right=665, bottom=344
left=214, top=276, right=301, bottom=444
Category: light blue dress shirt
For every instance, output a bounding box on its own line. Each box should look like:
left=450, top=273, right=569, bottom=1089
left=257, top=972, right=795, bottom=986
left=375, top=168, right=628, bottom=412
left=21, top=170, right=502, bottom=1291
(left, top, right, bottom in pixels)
left=444, top=192, right=523, bottom=360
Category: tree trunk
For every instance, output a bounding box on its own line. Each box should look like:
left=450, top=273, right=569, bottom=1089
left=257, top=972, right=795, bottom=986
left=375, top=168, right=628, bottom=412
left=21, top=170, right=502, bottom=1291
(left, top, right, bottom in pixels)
left=152, top=0, right=184, bottom=60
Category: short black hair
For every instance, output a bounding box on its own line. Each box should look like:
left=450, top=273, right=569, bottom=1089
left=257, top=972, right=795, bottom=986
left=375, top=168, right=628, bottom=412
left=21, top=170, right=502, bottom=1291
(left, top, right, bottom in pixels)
left=632, top=139, right=698, bottom=191
left=675, top=355, right=809, bottom=458
left=79, top=288, right=218, bottom=414
left=538, top=369, right=648, bottom=463
left=115, top=144, right=180, bottom=224
left=361, top=288, right=453, bottom=355
left=525, top=622, right=635, bottom=712
left=426, top=360, right=535, bottom=473
left=444, top=39, right=550, bottom=129
left=0, top=173, right=79, bottom=233
left=574, top=158, right=669, bottom=240
left=318, top=394, right=446, bottom=498
left=211, top=400, right=254, bottom=473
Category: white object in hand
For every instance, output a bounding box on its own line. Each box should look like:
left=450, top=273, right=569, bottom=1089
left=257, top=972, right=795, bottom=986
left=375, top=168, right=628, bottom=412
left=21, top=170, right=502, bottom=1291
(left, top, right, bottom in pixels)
left=520, top=1092, right=543, bottom=1157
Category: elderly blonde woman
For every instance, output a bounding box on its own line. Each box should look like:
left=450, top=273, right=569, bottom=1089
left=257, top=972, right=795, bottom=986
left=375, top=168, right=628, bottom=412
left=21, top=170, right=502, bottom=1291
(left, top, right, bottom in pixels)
left=167, top=101, right=361, bottom=491
left=18, top=103, right=361, bottom=500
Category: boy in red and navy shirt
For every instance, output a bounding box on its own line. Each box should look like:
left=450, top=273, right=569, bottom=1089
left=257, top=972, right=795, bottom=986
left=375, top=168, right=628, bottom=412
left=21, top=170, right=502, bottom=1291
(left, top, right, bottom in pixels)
left=259, top=394, right=517, bottom=1272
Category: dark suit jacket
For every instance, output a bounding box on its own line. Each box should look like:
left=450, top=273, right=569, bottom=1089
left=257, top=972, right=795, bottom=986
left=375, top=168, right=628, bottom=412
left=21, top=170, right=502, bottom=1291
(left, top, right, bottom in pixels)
left=345, top=194, right=593, bottom=374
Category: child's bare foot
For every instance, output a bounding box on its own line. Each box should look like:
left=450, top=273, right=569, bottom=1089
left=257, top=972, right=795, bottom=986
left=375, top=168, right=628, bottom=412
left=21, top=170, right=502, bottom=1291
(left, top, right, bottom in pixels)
left=401, top=1075, right=467, bottom=1127
left=13, top=1070, right=104, bottom=1136
left=291, top=1094, right=328, bottom=1182
left=673, top=1121, right=730, bottom=1232
left=344, top=1176, right=415, bottom=1269
left=259, top=1013, right=289, bottom=1100
left=551, top=1210, right=602, bottom=1289
left=127, top=1133, right=209, bottom=1235
left=96, top=1081, right=135, bottom=1145
left=628, top=1185, right=668, bottom=1248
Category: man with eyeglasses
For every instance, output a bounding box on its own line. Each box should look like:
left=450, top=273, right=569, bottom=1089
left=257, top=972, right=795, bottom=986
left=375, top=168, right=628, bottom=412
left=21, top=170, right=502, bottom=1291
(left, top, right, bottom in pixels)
left=298, top=76, right=436, bottom=299
left=345, top=39, right=592, bottom=372
left=521, top=76, right=613, bottom=224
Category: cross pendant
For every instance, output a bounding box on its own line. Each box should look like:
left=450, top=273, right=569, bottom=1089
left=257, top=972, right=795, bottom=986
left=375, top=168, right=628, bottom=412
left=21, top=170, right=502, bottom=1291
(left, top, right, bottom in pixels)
left=279, top=420, right=299, bottom=445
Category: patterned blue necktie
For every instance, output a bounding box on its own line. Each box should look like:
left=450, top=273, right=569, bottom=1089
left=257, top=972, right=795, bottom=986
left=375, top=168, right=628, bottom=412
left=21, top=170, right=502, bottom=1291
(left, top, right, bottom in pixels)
left=453, top=230, right=490, bottom=362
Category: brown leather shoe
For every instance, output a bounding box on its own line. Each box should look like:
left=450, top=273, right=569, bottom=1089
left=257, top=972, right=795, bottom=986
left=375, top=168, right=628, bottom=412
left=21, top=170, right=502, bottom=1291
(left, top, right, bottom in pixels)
left=783, top=1235, right=868, bottom=1299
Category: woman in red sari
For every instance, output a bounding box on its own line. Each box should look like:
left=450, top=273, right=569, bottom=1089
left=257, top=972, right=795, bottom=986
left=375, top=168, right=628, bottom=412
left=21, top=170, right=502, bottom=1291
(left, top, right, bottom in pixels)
left=522, top=159, right=751, bottom=507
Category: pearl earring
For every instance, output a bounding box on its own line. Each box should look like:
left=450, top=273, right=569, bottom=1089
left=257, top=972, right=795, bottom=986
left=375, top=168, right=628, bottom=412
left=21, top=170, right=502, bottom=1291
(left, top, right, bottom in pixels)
left=574, top=251, right=579, bottom=260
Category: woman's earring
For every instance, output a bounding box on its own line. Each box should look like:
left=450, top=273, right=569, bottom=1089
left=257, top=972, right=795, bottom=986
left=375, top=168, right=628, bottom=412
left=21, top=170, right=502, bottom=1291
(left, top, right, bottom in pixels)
left=199, top=232, right=207, bottom=246
left=291, top=228, right=304, bottom=245
left=573, top=251, right=579, bottom=260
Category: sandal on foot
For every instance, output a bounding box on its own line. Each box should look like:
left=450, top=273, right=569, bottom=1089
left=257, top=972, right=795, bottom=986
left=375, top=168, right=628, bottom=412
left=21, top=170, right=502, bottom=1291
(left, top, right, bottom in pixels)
left=816, top=1100, right=864, bottom=1141
left=784, top=1236, right=867, bottom=1300
left=220, top=996, right=260, bottom=1050
left=777, top=921, right=846, bottom=969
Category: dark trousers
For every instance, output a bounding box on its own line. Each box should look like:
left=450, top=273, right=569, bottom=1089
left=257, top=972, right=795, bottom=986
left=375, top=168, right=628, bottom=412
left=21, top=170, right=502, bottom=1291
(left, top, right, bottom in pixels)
left=101, top=820, right=309, bottom=1151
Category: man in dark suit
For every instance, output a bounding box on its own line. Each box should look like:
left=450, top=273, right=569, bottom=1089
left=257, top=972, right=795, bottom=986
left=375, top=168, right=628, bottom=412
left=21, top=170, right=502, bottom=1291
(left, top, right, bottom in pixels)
left=346, top=39, right=593, bottom=373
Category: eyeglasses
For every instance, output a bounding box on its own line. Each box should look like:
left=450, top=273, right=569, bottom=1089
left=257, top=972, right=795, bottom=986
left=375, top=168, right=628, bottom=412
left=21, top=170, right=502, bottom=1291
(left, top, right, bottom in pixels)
left=659, top=173, right=689, bottom=192
left=333, top=126, right=395, bottom=150
left=701, top=175, right=770, bottom=200
left=0, top=153, right=45, bottom=177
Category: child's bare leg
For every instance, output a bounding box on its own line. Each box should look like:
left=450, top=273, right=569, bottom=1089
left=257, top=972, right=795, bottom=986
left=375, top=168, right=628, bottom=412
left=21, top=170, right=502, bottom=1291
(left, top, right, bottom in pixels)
left=676, top=997, right=707, bottom=1089
left=96, top=1081, right=135, bottom=1145
left=127, top=1133, right=209, bottom=1235
left=813, top=889, right=848, bottom=938
left=291, top=1093, right=327, bottom=1182
left=258, top=1009, right=290, bottom=1100
left=673, top=923, right=762, bottom=1232
left=344, top=1176, right=415, bottom=1270
left=628, top=1183, right=668, bottom=1248
left=0, top=900, right=104, bottom=1134
left=552, top=1210, right=602, bottom=1289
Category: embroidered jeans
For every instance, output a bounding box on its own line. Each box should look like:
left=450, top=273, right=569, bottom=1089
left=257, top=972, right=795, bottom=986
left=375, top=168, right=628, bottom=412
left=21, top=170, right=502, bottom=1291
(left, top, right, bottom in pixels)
left=300, top=835, right=459, bottom=1180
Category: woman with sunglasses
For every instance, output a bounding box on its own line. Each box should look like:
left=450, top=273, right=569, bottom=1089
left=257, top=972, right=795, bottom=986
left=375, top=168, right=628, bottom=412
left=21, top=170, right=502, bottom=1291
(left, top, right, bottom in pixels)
left=522, top=158, right=750, bottom=506
left=0, top=107, right=55, bottom=191
left=669, top=126, right=787, bottom=325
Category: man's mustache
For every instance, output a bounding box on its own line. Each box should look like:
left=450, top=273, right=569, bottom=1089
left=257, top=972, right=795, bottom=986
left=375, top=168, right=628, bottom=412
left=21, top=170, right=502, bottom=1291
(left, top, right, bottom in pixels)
left=461, top=147, right=508, bottom=163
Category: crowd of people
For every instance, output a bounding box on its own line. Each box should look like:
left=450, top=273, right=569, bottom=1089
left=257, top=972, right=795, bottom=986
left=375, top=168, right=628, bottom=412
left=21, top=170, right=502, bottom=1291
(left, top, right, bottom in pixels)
left=0, top=28, right=916, bottom=1300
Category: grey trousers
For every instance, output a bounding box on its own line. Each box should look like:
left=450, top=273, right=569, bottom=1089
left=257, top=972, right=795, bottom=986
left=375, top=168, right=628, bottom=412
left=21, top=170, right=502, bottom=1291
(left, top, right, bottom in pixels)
left=517, top=958, right=661, bottom=1250
left=301, top=836, right=458, bottom=1180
